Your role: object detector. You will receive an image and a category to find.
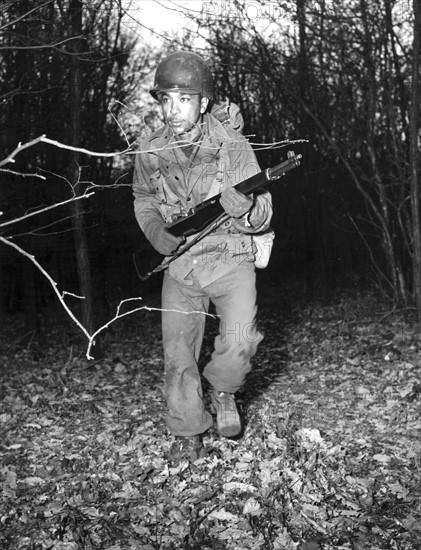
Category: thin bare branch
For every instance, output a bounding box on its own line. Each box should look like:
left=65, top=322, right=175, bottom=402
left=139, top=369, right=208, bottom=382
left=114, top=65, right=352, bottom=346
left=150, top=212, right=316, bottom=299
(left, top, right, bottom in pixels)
left=0, top=192, right=95, bottom=229
left=40, top=135, right=135, bottom=157
left=0, top=235, right=90, bottom=340
left=0, top=168, right=46, bottom=180
left=108, top=102, right=131, bottom=147
left=0, top=135, right=131, bottom=167
left=0, top=0, right=55, bottom=31
left=12, top=214, right=78, bottom=238
left=1, top=235, right=218, bottom=362
left=1, top=135, right=296, bottom=173
left=0, top=136, right=50, bottom=168
left=120, top=3, right=183, bottom=45
left=85, top=298, right=218, bottom=359
left=0, top=35, right=85, bottom=51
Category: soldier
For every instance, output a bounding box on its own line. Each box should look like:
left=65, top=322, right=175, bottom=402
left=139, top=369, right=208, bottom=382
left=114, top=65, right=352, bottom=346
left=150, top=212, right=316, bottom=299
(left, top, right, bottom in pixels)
left=133, top=51, right=272, bottom=462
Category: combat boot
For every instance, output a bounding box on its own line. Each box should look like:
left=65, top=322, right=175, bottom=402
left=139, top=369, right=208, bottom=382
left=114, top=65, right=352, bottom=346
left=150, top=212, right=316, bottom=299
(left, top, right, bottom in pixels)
left=168, top=435, right=206, bottom=463
left=211, top=391, right=242, bottom=438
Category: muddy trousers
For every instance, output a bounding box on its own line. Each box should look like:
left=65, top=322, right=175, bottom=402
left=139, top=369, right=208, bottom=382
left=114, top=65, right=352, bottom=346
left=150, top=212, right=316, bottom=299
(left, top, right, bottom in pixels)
left=161, top=261, right=263, bottom=436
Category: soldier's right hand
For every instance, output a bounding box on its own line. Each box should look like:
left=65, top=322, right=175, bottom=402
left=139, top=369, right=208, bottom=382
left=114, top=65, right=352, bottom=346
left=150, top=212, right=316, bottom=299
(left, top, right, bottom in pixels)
left=220, top=187, right=253, bottom=218
left=149, top=223, right=184, bottom=256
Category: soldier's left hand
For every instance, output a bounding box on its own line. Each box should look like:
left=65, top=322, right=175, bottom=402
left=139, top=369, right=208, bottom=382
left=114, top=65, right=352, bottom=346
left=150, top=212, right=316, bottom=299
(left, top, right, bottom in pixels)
left=220, top=187, right=253, bottom=218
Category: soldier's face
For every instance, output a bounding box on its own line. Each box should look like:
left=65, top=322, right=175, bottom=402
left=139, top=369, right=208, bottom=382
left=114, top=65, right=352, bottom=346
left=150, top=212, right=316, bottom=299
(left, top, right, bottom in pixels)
left=160, top=92, right=208, bottom=138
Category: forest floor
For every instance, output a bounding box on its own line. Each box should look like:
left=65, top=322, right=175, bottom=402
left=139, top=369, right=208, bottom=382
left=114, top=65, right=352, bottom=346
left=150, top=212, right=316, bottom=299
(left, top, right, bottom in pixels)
left=0, top=284, right=420, bottom=550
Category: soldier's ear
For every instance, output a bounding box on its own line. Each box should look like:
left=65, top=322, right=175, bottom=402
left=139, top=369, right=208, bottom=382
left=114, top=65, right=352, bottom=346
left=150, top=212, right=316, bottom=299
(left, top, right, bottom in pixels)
left=200, top=96, right=209, bottom=114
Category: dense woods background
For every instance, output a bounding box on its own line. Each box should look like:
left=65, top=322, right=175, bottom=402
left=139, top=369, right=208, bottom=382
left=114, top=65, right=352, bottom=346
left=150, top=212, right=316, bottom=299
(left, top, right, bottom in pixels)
left=1, top=4, right=420, bottom=549
left=0, top=0, right=420, bottom=339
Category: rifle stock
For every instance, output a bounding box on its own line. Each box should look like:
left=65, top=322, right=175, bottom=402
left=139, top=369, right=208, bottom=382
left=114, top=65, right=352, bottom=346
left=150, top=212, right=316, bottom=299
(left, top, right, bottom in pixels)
left=134, top=152, right=302, bottom=280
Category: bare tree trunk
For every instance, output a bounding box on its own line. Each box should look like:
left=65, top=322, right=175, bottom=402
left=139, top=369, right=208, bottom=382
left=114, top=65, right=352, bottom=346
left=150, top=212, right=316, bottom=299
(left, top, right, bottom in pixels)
left=410, top=0, right=421, bottom=322
left=297, top=0, right=327, bottom=296
left=360, top=0, right=406, bottom=303
left=69, top=0, right=99, bottom=355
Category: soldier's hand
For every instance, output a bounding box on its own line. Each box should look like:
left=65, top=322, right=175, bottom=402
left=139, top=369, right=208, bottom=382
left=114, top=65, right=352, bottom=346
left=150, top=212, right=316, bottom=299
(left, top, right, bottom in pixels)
left=149, top=223, right=184, bottom=256
left=220, top=187, right=253, bottom=218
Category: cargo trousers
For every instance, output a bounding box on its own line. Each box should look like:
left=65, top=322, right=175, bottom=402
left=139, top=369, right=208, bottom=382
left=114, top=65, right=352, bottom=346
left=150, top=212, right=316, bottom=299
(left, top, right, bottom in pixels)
left=161, top=260, right=263, bottom=436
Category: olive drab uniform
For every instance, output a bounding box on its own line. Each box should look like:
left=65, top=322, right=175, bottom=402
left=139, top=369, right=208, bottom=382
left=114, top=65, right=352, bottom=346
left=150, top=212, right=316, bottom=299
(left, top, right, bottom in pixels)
left=133, top=111, right=273, bottom=436
left=133, top=50, right=273, bottom=438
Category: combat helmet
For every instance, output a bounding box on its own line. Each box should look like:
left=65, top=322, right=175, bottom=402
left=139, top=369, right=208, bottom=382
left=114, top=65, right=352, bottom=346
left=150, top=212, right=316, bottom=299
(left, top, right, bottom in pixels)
left=150, top=51, right=214, bottom=100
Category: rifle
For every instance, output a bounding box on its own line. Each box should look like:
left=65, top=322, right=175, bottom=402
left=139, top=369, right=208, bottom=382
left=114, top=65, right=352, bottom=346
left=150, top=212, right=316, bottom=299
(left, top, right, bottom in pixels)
left=134, top=151, right=302, bottom=280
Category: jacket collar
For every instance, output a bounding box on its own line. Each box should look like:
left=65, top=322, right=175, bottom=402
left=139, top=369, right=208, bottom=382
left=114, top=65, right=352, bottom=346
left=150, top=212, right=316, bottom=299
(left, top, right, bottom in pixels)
left=149, top=113, right=233, bottom=164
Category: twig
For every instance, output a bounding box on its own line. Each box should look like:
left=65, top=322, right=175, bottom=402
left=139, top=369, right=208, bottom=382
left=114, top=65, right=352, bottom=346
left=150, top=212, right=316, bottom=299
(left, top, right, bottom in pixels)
left=0, top=236, right=218, bottom=360
left=108, top=102, right=131, bottom=147
left=0, top=168, right=46, bottom=180
left=85, top=298, right=218, bottom=359
left=0, top=192, right=95, bottom=229
left=0, top=236, right=90, bottom=340
left=0, top=135, right=133, bottom=168
left=0, top=36, right=85, bottom=51
left=0, top=0, right=55, bottom=31
left=0, top=135, right=306, bottom=171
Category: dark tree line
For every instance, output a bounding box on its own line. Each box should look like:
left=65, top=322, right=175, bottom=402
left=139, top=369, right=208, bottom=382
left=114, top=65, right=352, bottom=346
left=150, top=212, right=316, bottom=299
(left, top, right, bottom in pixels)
left=0, top=0, right=420, bottom=341
left=193, top=0, right=420, bottom=309
left=0, top=0, right=155, bottom=337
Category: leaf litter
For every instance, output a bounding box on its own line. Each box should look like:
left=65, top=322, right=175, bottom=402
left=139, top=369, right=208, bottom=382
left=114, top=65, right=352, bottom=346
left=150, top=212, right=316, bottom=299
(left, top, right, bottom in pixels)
left=0, top=288, right=420, bottom=549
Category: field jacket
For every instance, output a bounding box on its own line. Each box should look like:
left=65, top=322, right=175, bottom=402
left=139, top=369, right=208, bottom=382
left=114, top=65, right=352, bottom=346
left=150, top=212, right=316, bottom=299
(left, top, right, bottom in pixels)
left=133, top=113, right=272, bottom=286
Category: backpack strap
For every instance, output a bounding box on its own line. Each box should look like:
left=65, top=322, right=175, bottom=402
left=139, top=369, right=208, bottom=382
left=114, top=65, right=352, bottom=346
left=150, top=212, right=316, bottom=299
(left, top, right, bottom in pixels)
left=210, top=100, right=244, bottom=133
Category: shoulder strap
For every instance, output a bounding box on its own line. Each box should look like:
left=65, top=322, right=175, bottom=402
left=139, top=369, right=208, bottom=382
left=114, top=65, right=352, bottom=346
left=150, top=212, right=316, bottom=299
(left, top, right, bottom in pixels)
left=203, top=142, right=233, bottom=200
left=210, top=100, right=244, bottom=134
